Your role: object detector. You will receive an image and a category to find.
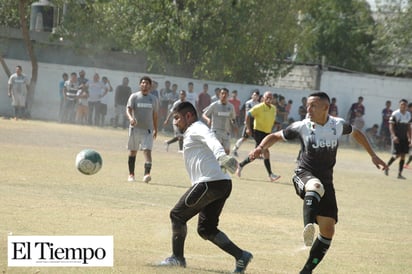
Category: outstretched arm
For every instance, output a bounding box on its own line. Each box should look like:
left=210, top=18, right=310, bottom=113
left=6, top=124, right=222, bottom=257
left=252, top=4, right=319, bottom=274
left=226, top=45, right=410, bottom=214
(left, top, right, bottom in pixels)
left=249, top=130, right=284, bottom=160
left=352, top=127, right=388, bottom=170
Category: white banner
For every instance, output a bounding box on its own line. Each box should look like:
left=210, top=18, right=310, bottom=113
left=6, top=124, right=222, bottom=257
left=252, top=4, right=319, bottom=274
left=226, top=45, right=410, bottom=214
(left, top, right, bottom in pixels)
left=8, top=236, right=113, bottom=267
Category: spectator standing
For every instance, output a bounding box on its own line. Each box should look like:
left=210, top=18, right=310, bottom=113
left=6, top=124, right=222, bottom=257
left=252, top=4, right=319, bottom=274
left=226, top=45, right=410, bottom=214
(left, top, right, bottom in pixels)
left=62, top=72, right=80, bottom=123
left=186, top=82, right=197, bottom=107
left=228, top=90, right=241, bottom=138
left=150, top=80, right=160, bottom=99
left=274, top=95, right=287, bottom=131
left=100, top=76, right=113, bottom=126
left=232, top=90, right=260, bottom=157
left=114, top=77, right=132, bottom=129
left=384, top=99, right=411, bottom=179
left=197, top=83, right=211, bottom=119
left=163, top=90, right=187, bottom=152
left=211, top=87, right=221, bottom=103
left=235, top=91, right=280, bottom=182
left=126, top=76, right=159, bottom=183
left=87, top=73, right=106, bottom=126
left=58, top=72, right=68, bottom=122
left=347, top=96, right=365, bottom=125
left=159, top=80, right=172, bottom=130
left=329, top=97, right=338, bottom=117
left=404, top=102, right=412, bottom=169
left=159, top=101, right=252, bottom=273
left=380, top=100, right=393, bottom=149
left=203, top=88, right=236, bottom=154
left=75, top=85, right=89, bottom=125
left=7, top=65, right=30, bottom=120
left=298, top=97, right=307, bottom=120
left=78, top=69, right=88, bottom=87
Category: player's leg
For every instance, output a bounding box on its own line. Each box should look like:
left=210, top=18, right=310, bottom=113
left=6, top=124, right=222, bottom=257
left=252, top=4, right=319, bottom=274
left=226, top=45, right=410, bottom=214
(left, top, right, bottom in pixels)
left=300, top=216, right=335, bottom=274
left=236, top=130, right=265, bottom=176
left=196, top=180, right=252, bottom=272
left=141, top=129, right=154, bottom=183
left=127, top=127, right=140, bottom=182
left=162, top=182, right=216, bottom=267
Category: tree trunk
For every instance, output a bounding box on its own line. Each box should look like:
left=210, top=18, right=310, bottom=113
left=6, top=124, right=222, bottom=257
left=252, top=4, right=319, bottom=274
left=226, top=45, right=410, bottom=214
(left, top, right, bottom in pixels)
left=0, top=54, right=11, bottom=78
left=19, top=0, right=38, bottom=117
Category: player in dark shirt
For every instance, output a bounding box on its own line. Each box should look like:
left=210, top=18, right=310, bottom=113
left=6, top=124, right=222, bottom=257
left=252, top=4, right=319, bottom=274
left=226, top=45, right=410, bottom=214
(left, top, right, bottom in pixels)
left=248, top=92, right=387, bottom=274
left=385, top=99, right=411, bottom=179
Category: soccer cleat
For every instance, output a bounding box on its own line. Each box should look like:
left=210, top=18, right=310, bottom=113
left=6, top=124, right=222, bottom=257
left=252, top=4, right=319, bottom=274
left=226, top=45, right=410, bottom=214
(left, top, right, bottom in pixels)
left=384, top=169, right=389, bottom=176
left=159, top=255, right=186, bottom=267
left=128, top=174, right=136, bottom=182
left=269, top=173, right=281, bottom=182
left=233, top=250, right=253, bottom=273
left=404, top=164, right=410, bottom=169
left=235, top=166, right=242, bottom=178
left=398, top=174, right=406, bottom=179
left=164, top=141, right=169, bottom=152
left=177, top=150, right=184, bottom=153
left=303, top=223, right=315, bottom=247
left=143, top=174, right=151, bottom=183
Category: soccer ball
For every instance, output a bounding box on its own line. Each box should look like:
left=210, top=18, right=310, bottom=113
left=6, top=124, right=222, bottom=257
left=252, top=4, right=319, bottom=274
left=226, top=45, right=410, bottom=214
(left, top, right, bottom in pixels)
left=75, top=149, right=103, bottom=175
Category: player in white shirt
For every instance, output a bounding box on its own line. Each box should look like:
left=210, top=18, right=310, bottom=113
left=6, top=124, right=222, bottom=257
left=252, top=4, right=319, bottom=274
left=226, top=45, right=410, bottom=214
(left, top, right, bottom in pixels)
left=159, top=101, right=252, bottom=273
left=203, top=88, right=236, bottom=154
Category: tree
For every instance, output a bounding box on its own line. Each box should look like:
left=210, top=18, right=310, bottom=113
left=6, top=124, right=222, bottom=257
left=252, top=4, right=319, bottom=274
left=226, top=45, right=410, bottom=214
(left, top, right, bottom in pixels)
left=51, top=0, right=301, bottom=84
left=372, top=4, right=412, bottom=75
left=0, top=0, right=38, bottom=116
left=296, top=0, right=376, bottom=72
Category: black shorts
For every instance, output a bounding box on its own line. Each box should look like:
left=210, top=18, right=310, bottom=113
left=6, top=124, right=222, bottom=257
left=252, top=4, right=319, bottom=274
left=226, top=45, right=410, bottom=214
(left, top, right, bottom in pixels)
left=170, top=180, right=232, bottom=235
left=253, top=130, right=269, bottom=148
left=292, top=169, right=338, bottom=223
left=392, top=139, right=410, bottom=155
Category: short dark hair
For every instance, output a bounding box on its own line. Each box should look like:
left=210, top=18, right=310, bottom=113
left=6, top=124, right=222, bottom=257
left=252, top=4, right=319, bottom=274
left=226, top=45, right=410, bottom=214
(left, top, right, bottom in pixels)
left=174, top=101, right=197, bottom=119
left=309, top=92, right=330, bottom=104
left=140, top=76, right=152, bottom=85
left=400, top=99, right=408, bottom=104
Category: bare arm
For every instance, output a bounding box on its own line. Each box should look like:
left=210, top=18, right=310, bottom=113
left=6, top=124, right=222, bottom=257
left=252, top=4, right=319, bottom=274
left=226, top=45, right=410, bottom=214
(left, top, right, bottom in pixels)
left=249, top=130, right=284, bottom=160
left=351, top=127, right=388, bottom=170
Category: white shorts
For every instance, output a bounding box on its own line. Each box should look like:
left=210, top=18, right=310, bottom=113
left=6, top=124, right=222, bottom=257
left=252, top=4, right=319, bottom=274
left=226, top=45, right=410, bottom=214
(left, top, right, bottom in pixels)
left=213, top=130, right=231, bottom=151
left=11, top=92, right=26, bottom=107
left=128, top=127, right=154, bottom=151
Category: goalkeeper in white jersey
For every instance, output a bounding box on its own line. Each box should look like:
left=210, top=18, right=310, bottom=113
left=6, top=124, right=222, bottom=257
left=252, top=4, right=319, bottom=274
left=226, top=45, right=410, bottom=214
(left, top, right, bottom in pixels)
left=159, top=101, right=252, bottom=273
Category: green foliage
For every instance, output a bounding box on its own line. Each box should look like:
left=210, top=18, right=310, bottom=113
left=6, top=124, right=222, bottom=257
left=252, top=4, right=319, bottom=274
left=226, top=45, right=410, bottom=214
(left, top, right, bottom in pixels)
left=297, top=0, right=376, bottom=72
left=372, top=4, right=412, bottom=75
left=3, top=0, right=412, bottom=82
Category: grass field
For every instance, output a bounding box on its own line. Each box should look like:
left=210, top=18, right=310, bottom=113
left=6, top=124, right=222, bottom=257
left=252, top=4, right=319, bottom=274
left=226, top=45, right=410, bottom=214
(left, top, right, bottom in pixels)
left=0, top=118, right=411, bottom=274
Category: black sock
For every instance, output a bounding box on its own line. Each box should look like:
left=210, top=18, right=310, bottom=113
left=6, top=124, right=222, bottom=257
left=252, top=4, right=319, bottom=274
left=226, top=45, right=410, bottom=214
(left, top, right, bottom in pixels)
left=387, top=156, right=396, bottom=167
left=167, top=137, right=178, bottom=144
left=178, top=138, right=183, bottom=150
left=407, top=155, right=412, bottom=165
left=264, top=159, right=272, bottom=175
left=128, top=156, right=136, bottom=174
left=172, top=222, right=187, bottom=259
left=144, top=162, right=152, bottom=175
left=301, top=235, right=331, bottom=272
left=209, top=231, right=243, bottom=260
left=303, top=191, right=321, bottom=225
left=399, top=159, right=405, bottom=175
left=239, top=157, right=251, bottom=168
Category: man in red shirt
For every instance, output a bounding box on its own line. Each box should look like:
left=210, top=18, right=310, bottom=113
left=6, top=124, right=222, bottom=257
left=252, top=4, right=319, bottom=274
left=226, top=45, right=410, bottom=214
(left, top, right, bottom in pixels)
left=229, top=90, right=241, bottom=138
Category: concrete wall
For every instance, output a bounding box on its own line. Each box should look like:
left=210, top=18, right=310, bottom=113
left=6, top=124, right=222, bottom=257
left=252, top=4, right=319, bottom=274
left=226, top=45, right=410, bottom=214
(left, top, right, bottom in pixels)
left=1, top=58, right=411, bottom=129
left=1, top=58, right=316, bottom=123
left=320, top=71, right=412, bottom=128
